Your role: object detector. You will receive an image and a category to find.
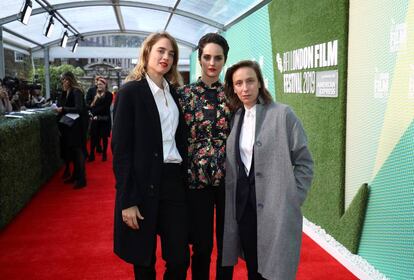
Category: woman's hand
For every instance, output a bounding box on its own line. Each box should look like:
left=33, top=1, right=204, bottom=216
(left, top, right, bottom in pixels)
left=122, top=206, right=144, bottom=230
left=0, top=89, right=7, bottom=99
left=55, top=107, right=63, bottom=113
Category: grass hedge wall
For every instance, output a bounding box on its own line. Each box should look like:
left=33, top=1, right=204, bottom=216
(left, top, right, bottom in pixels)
left=0, top=111, right=61, bottom=229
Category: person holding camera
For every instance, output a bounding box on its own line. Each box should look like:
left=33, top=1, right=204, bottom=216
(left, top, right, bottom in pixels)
left=26, top=87, right=46, bottom=108
left=0, top=82, right=12, bottom=115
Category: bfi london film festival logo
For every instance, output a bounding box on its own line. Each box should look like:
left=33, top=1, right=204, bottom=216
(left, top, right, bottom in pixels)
left=409, top=64, right=414, bottom=99
left=390, top=22, right=407, bottom=52
left=374, top=68, right=389, bottom=100
left=276, top=53, right=283, bottom=73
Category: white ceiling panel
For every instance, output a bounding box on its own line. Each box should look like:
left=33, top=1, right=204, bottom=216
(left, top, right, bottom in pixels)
left=122, top=6, right=169, bottom=32
left=58, top=6, right=119, bottom=34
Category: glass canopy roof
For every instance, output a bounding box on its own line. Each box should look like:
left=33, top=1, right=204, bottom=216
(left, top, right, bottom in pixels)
left=0, top=0, right=270, bottom=53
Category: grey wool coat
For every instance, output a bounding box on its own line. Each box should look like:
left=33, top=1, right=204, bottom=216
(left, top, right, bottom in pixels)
left=222, top=101, right=314, bottom=280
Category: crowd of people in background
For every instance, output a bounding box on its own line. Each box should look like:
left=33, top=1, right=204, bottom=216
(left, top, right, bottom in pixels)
left=0, top=76, right=49, bottom=114
left=0, top=70, right=117, bottom=190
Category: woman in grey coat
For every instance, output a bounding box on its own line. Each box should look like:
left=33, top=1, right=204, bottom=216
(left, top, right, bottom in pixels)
left=222, top=60, right=314, bottom=280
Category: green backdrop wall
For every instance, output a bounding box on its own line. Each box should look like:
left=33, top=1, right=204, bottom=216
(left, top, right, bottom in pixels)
left=268, top=0, right=368, bottom=254
left=347, top=0, right=414, bottom=279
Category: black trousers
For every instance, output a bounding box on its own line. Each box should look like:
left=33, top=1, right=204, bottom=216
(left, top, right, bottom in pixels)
left=134, top=163, right=189, bottom=280
left=238, top=198, right=266, bottom=280
left=71, top=147, right=86, bottom=184
left=90, top=135, right=108, bottom=157
left=187, top=185, right=234, bottom=280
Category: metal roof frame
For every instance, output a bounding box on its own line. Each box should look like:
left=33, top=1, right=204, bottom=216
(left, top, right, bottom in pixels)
left=32, top=29, right=197, bottom=51
left=0, top=0, right=271, bottom=51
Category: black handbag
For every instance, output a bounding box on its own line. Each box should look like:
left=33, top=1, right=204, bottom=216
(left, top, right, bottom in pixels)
left=59, top=115, right=76, bottom=127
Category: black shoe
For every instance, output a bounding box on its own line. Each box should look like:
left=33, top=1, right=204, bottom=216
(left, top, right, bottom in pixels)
left=102, top=154, right=107, bottom=161
left=64, top=176, right=76, bottom=184
left=62, top=168, right=71, bottom=180
left=74, top=179, right=86, bottom=189
left=88, top=154, right=95, bottom=162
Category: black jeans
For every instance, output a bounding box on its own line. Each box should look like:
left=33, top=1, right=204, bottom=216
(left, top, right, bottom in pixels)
left=187, top=185, right=234, bottom=280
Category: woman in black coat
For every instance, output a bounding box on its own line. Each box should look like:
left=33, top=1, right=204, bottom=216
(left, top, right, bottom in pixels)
left=88, top=77, right=112, bottom=162
left=111, top=32, right=189, bottom=280
left=56, top=71, right=88, bottom=188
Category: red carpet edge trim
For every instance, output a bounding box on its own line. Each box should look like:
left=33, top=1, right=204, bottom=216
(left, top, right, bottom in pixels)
left=303, top=218, right=389, bottom=280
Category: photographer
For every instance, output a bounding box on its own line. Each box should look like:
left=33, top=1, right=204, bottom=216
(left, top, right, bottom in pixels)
left=2, top=76, right=21, bottom=111
left=26, top=86, right=46, bottom=108
left=0, top=81, right=12, bottom=115
left=2, top=76, right=45, bottom=111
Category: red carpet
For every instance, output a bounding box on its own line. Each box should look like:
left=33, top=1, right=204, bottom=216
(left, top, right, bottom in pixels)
left=0, top=148, right=358, bottom=279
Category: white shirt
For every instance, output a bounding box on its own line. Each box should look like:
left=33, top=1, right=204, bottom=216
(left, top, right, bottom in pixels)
left=146, top=74, right=182, bottom=163
left=239, top=105, right=256, bottom=175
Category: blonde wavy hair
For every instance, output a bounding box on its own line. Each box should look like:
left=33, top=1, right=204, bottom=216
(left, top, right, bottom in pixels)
left=125, top=32, right=182, bottom=87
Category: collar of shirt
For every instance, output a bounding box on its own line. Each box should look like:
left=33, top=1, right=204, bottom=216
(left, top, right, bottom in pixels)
left=196, top=77, right=222, bottom=90
left=146, top=73, right=170, bottom=96
left=243, top=104, right=256, bottom=118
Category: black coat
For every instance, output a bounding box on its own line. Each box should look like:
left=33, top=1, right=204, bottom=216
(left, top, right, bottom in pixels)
left=90, top=91, right=113, bottom=138
left=85, top=86, right=97, bottom=108
left=57, top=88, right=87, bottom=149
left=111, top=79, right=187, bottom=265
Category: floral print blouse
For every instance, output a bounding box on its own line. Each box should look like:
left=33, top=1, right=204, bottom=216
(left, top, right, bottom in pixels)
left=177, top=78, right=232, bottom=189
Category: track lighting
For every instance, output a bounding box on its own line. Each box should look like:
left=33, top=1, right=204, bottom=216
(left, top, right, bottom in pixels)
left=60, top=30, right=68, bottom=48
left=71, top=37, right=79, bottom=53
left=20, top=0, right=33, bottom=25
left=44, top=15, right=54, bottom=38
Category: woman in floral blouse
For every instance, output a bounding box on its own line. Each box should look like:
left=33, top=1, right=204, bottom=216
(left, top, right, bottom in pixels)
left=177, top=33, right=233, bottom=280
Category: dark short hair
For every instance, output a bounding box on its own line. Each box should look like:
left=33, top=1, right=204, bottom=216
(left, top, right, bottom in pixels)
left=224, top=60, right=273, bottom=111
left=197, top=33, right=230, bottom=62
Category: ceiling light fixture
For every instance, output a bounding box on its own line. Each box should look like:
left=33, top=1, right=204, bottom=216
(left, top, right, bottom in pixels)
left=20, top=0, right=33, bottom=25
left=71, top=37, right=79, bottom=53
left=44, top=15, right=54, bottom=38
left=60, top=30, right=68, bottom=48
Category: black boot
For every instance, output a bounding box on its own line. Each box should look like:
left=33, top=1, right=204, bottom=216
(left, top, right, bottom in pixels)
left=88, top=153, right=95, bottom=162
left=102, top=153, right=107, bottom=162
left=74, top=178, right=87, bottom=189
left=64, top=176, right=76, bottom=184
left=62, top=165, right=71, bottom=180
